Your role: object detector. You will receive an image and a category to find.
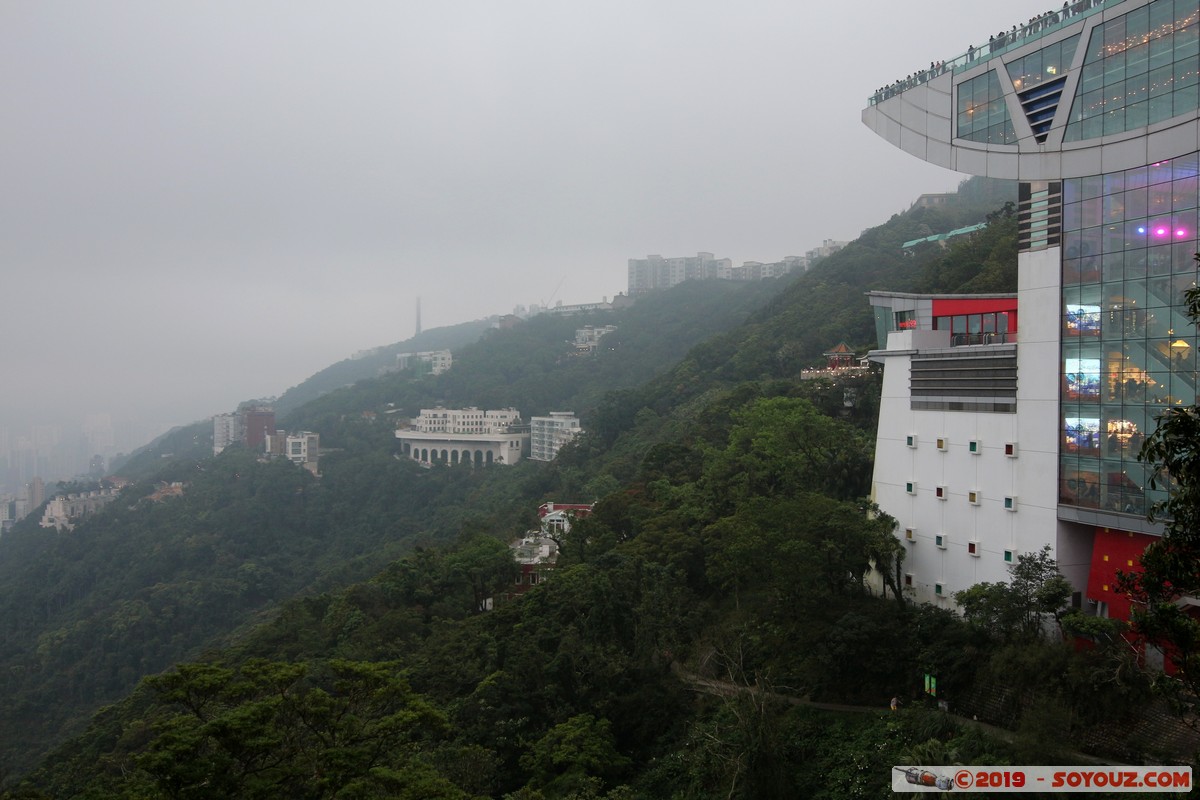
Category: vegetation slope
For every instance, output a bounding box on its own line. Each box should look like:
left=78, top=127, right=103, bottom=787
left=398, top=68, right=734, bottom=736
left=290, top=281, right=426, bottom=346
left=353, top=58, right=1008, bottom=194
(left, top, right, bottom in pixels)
left=8, top=177, right=1161, bottom=800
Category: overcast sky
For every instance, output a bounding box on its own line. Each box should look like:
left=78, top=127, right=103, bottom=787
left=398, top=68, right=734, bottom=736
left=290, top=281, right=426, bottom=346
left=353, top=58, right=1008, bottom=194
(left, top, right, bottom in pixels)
left=2, top=1, right=1043, bottom=441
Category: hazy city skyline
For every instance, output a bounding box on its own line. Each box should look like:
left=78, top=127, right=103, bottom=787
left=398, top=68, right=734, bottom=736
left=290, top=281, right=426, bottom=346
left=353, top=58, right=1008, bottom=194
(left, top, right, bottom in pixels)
left=2, top=1, right=1039, bottom=445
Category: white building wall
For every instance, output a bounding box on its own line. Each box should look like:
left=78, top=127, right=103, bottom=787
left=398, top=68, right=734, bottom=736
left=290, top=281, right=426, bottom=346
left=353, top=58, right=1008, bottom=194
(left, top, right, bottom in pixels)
left=872, top=326, right=1060, bottom=604
left=872, top=252, right=1068, bottom=606
left=875, top=354, right=1015, bottom=602
left=530, top=413, right=582, bottom=462
left=213, top=413, right=243, bottom=456
left=411, top=407, right=521, bottom=435
left=400, top=408, right=528, bottom=465
left=1016, top=245, right=1089, bottom=590
left=285, top=432, right=319, bottom=465
left=396, top=431, right=529, bottom=465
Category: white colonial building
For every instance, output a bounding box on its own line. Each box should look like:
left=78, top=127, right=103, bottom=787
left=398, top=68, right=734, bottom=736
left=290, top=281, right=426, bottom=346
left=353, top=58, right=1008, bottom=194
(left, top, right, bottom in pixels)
left=396, top=407, right=529, bottom=466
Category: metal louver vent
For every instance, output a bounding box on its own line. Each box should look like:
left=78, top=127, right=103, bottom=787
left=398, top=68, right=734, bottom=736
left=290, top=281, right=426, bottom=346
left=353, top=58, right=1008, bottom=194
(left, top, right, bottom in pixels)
left=1018, top=181, right=1062, bottom=251
left=1018, top=75, right=1067, bottom=143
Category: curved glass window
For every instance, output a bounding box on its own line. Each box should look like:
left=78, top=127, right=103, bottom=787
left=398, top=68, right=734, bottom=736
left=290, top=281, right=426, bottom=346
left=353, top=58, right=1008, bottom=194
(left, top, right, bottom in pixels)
left=957, top=69, right=1017, bottom=144
left=1007, top=34, right=1080, bottom=92
left=1060, top=151, right=1200, bottom=516
left=1065, top=0, right=1200, bottom=141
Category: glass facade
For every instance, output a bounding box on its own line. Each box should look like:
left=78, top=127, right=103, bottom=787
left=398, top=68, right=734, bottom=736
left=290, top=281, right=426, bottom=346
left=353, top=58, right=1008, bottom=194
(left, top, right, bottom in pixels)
left=1007, top=34, right=1079, bottom=92
left=1060, top=152, right=1200, bottom=516
left=957, top=70, right=1017, bottom=144
left=1064, top=0, right=1199, bottom=141
left=932, top=311, right=1014, bottom=345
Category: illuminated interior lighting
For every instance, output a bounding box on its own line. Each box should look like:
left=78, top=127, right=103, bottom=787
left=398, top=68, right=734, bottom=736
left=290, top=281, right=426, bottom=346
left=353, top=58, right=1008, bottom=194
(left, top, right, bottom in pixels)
left=1178, top=230, right=1189, bottom=237
left=1157, top=227, right=1167, bottom=236
left=1137, top=226, right=1146, bottom=234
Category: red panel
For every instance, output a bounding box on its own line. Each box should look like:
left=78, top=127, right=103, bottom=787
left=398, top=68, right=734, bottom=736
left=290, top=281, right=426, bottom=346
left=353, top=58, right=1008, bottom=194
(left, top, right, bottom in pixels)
left=931, top=298, right=1017, bottom=316
left=1086, top=527, right=1158, bottom=621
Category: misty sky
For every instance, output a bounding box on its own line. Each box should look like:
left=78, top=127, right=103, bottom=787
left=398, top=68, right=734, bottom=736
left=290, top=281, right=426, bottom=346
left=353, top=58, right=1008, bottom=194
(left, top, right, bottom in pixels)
left=2, top=2, right=1041, bottom=437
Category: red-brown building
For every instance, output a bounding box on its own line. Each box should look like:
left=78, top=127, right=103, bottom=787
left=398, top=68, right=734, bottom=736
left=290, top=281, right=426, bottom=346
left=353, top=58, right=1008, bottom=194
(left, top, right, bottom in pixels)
left=243, top=407, right=276, bottom=452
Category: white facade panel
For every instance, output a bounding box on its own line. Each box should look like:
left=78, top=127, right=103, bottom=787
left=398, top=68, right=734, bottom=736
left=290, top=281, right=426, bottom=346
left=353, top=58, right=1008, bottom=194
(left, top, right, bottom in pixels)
left=887, top=329, right=950, bottom=351
left=953, top=146, right=988, bottom=176
left=878, top=112, right=904, bottom=149
left=1145, top=120, right=1200, bottom=166
left=987, top=151, right=1019, bottom=180
left=872, top=348, right=1030, bottom=604
left=1100, top=136, right=1147, bottom=175
left=1060, top=145, right=1102, bottom=177
left=904, top=86, right=928, bottom=114
left=899, top=127, right=929, bottom=161
left=925, top=74, right=954, bottom=120
left=1016, top=151, right=1062, bottom=181
left=926, top=139, right=953, bottom=169
left=1013, top=248, right=1061, bottom=581
left=1018, top=246, right=1062, bottom=294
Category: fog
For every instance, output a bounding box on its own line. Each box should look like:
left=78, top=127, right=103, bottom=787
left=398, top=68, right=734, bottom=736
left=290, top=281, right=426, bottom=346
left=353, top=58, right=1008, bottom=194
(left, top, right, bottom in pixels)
left=1, top=1, right=1039, bottom=464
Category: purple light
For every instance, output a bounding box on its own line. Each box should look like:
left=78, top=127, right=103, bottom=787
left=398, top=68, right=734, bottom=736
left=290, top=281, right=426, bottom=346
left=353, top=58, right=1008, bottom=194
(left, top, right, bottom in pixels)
left=1157, top=227, right=1168, bottom=236
left=1178, top=229, right=1189, bottom=237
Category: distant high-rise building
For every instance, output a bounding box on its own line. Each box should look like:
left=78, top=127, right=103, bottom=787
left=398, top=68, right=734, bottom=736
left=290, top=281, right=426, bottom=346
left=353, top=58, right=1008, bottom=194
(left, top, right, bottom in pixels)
left=628, top=251, right=816, bottom=293
left=264, top=430, right=321, bottom=475
left=529, top=413, right=582, bottom=462
left=27, top=477, right=44, bottom=510
left=213, top=413, right=243, bottom=456
left=82, top=413, right=115, bottom=458
left=396, top=350, right=452, bottom=375
left=804, top=239, right=849, bottom=263
left=242, top=407, right=276, bottom=452
left=628, top=252, right=731, bottom=294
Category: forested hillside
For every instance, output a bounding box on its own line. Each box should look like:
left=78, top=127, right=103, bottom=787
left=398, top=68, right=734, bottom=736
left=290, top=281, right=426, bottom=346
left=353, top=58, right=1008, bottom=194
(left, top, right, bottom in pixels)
left=11, top=176, right=1155, bottom=800
left=283, top=276, right=790, bottom=435
left=20, top=377, right=1168, bottom=797
left=274, top=317, right=500, bottom=416
left=0, top=275, right=786, bottom=780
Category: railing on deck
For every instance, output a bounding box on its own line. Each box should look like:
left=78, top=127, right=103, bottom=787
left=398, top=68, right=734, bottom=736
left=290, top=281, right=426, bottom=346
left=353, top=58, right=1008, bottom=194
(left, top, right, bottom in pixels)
left=867, top=0, right=1110, bottom=106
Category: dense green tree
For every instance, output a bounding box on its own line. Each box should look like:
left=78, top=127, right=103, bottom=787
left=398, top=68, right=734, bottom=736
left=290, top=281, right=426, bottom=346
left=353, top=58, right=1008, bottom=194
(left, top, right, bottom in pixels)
left=519, top=714, right=630, bottom=798
left=135, top=659, right=455, bottom=799
left=704, top=495, right=898, bottom=608
left=954, top=545, right=1072, bottom=643
left=701, top=396, right=873, bottom=509
left=444, top=534, right=520, bottom=614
